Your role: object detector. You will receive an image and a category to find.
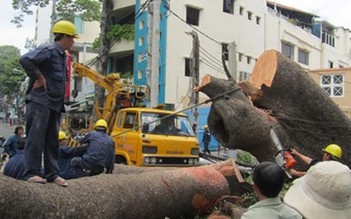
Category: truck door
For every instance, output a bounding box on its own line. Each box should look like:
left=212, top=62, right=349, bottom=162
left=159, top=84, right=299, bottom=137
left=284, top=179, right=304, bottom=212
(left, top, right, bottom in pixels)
left=118, top=111, right=139, bottom=163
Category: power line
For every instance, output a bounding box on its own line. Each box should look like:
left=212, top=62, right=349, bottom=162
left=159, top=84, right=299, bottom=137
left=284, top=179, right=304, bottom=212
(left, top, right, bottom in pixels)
left=199, top=47, right=223, bottom=67
left=201, top=57, right=226, bottom=75
left=200, top=56, right=225, bottom=73
left=163, top=2, right=222, bottom=46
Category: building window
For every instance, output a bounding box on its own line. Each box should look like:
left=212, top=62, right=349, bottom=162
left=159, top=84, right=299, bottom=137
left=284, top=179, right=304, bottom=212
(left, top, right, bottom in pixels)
left=138, top=70, right=143, bottom=79
left=247, top=56, right=251, bottom=64
left=247, top=11, right=252, bottom=20
left=239, top=6, right=244, bottom=15
left=321, top=74, right=344, bottom=97
left=239, top=71, right=251, bottom=81
left=322, top=32, right=335, bottom=47
left=298, top=49, right=309, bottom=65
left=339, top=65, right=344, bottom=68
left=185, top=58, right=191, bottom=77
left=281, top=42, right=294, bottom=60
left=186, top=7, right=200, bottom=26
left=139, top=20, right=144, bottom=30
left=328, top=61, right=334, bottom=68
left=139, top=37, right=144, bottom=46
left=256, top=16, right=261, bottom=25
left=223, top=0, right=234, bottom=14
left=238, top=53, right=243, bottom=62
left=74, top=16, right=83, bottom=34
left=222, top=43, right=229, bottom=61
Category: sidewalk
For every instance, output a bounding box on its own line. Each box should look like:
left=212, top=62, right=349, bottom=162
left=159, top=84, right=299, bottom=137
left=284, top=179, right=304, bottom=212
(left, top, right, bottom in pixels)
left=0, top=121, right=17, bottom=139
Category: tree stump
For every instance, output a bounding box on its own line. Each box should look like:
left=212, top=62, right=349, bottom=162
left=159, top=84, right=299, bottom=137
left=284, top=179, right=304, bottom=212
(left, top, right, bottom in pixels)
left=197, top=49, right=351, bottom=167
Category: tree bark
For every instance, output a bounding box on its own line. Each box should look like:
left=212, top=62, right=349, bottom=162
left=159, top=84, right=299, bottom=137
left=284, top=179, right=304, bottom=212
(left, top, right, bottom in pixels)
left=197, top=49, right=351, bottom=167
left=93, top=0, right=113, bottom=119
left=0, top=160, right=250, bottom=219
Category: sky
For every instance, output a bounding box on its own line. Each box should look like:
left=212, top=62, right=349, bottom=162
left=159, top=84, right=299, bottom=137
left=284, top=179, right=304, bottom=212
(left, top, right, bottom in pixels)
left=0, top=1, right=36, bottom=54
left=0, top=0, right=350, bottom=55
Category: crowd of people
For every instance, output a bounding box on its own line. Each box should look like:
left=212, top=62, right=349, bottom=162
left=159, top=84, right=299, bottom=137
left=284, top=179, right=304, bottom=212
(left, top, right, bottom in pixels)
left=2, top=119, right=115, bottom=186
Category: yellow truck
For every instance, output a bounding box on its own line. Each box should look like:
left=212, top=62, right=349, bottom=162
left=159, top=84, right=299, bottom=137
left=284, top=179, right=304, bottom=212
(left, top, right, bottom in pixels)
left=70, top=63, right=200, bottom=166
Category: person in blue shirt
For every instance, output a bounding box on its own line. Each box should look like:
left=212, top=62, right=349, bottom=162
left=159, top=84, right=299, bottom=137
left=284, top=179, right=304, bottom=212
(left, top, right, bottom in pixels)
left=57, top=131, right=87, bottom=179
left=2, top=126, right=24, bottom=158
left=70, top=119, right=115, bottom=176
left=19, top=20, right=78, bottom=187
left=3, top=137, right=26, bottom=180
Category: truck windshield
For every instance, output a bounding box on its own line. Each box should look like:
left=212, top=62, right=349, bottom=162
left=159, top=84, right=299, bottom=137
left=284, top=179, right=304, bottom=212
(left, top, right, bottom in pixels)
left=141, top=113, right=195, bottom=136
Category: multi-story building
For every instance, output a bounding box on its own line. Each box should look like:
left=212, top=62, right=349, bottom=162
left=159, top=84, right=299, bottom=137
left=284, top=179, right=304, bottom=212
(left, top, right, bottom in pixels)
left=109, top=0, right=351, bottom=149
left=32, top=1, right=351, bottom=148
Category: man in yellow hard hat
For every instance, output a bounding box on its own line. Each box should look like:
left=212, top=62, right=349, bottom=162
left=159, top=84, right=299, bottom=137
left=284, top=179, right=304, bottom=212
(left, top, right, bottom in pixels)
left=70, top=119, right=115, bottom=175
left=289, top=144, right=342, bottom=177
left=19, top=20, right=79, bottom=187
left=57, top=131, right=87, bottom=180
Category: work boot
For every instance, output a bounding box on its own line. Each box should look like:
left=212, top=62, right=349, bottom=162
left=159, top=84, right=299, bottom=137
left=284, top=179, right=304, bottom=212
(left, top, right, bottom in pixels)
left=53, top=176, right=68, bottom=187
left=27, top=175, right=47, bottom=184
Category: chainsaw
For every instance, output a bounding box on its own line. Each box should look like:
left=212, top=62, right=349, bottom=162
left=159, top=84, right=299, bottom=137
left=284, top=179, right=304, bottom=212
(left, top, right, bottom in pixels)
left=270, top=128, right=296, bottom=178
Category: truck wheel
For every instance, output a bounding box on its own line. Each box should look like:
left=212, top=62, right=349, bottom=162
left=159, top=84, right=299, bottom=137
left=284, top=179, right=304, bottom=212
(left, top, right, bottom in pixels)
left=115, top=155, right=127, bottom=165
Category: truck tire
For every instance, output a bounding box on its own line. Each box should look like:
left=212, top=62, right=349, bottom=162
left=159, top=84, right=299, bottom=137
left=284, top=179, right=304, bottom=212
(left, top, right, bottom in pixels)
left=115, top=155, right=127, bottom=165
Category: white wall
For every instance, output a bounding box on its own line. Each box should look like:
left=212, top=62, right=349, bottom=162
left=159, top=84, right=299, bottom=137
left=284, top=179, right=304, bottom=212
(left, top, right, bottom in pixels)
left=165, top=0, right=266, bottom=105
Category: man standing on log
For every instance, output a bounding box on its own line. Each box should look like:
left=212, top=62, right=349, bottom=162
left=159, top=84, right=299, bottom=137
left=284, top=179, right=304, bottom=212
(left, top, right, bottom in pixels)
left=19, top=20, right=79, bottom=186
left=289, top=144, right=342, bottom=177
left=241, top=161, right=302, bottom=219
left=202, top=125, right=211, bottom=154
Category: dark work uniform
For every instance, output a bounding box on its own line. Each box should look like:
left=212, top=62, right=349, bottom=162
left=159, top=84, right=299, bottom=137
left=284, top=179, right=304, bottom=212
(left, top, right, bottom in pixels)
left=2, top=135, right=20, bottom=158
left=3, top=151, right=25, bottom=180
left=71, top=131, right=115, bottom=175
left=58, top=145, right=87, bottom=179
left=202, top=128, right=211, bottom=154
left=19, top=42, right=67, bottom=182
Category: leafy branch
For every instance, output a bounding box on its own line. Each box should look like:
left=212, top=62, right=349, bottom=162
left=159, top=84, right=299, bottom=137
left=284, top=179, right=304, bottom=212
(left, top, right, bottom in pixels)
left=93, top=24, right=135, bottom=49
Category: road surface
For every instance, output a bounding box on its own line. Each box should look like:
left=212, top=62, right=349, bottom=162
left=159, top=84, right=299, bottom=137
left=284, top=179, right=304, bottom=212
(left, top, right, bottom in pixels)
left=0, top=121, right=17, bottom=139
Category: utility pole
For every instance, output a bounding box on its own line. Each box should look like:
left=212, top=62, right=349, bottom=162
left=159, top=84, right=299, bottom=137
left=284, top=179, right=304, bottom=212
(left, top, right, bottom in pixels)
left=49, top=0, right=57, bottom=43
left=146, top=0, right=161, bottom=108
left=188, top=31, right=200, bottom=137
left=228, top=41, right=237, bottom=80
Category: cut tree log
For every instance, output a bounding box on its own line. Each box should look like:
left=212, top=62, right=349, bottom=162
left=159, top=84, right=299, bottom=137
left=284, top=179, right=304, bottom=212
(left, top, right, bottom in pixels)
left=197, top=49, right=351, bottom=167
left=0, top=160, right=251, bottom=219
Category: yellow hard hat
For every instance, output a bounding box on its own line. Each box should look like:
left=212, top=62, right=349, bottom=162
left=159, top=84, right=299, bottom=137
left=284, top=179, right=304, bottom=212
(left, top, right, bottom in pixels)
left=52, top=20, right=79, bottom=38
left=323, top=144, right=342, bottom=159
left=95, top=119, right=108, bottom=129
left=204, top=125, right=208, bottom=129
left=59, top=131, right=68, bottom=140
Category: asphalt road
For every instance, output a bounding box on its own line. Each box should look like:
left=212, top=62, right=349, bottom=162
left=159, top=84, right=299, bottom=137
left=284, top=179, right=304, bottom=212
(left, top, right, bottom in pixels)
left=0, top=121, right=17, bottom=139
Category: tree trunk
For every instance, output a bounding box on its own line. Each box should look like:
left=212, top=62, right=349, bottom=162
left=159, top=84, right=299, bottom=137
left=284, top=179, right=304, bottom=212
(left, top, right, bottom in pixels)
left=197, top=49, right=351, bottom=167
left=0, top=160, right=250, bottom=219
left=93, top=0, right=113, bottom=117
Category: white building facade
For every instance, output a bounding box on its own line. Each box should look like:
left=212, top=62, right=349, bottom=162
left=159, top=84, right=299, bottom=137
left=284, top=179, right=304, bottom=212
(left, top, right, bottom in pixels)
left=113, top=0, right=351, bottom=108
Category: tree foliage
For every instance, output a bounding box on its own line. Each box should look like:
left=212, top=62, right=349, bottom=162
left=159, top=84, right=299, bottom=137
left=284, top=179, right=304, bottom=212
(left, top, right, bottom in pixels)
left=56, top=0, right=101, bottom=22
left=11, top=0, right=101, bottom=27
left=0, top=46, right=26, bottom=96
left=93, top=24, right=135, bottom=49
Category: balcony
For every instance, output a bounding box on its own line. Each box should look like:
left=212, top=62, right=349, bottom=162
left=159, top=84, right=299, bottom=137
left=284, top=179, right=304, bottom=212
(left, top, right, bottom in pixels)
left=113, top=0, right=135, bottom=11
left=109, top=38, right=135, bottom=57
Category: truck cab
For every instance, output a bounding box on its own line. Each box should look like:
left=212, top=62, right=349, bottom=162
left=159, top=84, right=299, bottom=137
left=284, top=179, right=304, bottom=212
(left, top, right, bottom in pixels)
left=111, top=108, right=200, bottom=166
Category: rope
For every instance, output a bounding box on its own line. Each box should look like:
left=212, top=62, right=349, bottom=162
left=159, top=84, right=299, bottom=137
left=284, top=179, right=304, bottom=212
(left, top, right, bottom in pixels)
left=110, top=87, right=242, bottom=138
